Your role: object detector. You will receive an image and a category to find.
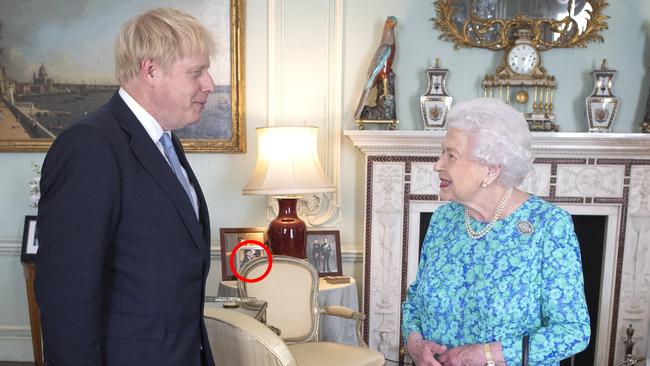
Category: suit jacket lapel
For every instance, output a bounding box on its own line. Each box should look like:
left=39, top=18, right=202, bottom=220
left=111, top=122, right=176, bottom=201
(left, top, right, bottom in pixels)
left=106, top=93, right=209, bottom=259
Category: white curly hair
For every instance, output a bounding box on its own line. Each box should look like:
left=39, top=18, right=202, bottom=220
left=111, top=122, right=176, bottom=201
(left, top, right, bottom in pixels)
left=446, top=98, right=533, bottom=187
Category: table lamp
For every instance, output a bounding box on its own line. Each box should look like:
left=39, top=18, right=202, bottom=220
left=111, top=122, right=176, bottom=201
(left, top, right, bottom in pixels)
left=243, top=126, right=335, bottom=258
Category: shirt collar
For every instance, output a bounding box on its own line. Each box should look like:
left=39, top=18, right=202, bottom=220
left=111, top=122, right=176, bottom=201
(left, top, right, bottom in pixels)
left=118, top=87, right=166, bottom=143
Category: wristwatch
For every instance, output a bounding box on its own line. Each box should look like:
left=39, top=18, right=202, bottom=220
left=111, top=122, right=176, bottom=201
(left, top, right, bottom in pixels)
left=484, top=343, right=496, bottom=366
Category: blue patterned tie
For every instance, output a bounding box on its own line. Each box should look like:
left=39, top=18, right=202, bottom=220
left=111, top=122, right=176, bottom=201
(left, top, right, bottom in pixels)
left=160, top=133, right=196, bottom=211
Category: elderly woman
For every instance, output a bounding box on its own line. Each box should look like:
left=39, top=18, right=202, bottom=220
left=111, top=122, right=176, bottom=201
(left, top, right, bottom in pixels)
left=402, top=98, right=590, bottom=366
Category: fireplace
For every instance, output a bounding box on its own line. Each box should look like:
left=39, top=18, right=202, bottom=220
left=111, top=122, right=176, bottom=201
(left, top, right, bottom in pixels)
left=345, top=130, right=650, bottom=366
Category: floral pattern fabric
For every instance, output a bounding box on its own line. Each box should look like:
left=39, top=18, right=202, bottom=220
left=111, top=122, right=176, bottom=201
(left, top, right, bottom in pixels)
left=402, top=195, right=590, bottom=365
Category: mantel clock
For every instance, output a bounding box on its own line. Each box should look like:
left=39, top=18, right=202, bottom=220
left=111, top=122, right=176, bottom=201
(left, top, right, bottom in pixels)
left=482, top=28, right=557, bottom=131
left=434, top=0, right=610, bottom=132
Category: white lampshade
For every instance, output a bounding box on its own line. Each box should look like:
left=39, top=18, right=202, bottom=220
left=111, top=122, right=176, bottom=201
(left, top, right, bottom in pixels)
left=243, top=126, right=335, bottom=195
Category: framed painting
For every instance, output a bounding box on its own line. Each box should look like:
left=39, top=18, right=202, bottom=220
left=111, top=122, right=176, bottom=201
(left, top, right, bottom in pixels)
left=306, top=230, right=342, bottom=277
left=0, top=0, right=244, bottom=152
left=20, top=215, right=39, bottom=263
left=219, top=227, right=266, bottom=280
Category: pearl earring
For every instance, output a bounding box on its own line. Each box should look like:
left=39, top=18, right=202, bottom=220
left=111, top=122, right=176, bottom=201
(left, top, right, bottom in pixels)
left=481, top=181, right=488, bottom=188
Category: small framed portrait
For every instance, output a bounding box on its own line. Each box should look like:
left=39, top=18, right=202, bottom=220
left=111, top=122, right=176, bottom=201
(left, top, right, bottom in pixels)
left=21, top=216, right=39, bottom=263
left=219, top=227, right=266, bottom=280
left=305, top=230, right=342, bottom=277
left=235, top=245, right=267, bottom=273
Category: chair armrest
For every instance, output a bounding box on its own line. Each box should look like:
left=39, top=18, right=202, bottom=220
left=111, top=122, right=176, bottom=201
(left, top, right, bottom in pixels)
left=322, top=305, right=363, bottom=320
left=321, top=305, right=368, bottom=347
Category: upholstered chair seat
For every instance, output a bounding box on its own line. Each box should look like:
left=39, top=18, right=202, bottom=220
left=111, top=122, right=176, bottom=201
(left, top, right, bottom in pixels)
left=288, top=341, right=384, bottom=366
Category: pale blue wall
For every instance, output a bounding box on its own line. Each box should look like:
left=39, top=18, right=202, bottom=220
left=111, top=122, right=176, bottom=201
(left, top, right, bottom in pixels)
left=342, top=0, right=650, bottom=133
left=0, top=0, right=648, bottom=361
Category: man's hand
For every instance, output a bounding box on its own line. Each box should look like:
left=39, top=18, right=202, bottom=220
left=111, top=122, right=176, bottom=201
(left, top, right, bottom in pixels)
left=407, top=332, right=447, bottom=366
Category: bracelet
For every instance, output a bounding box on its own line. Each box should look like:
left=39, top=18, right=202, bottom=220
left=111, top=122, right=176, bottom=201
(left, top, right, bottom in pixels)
left=484, top=343, right=496, bottom=366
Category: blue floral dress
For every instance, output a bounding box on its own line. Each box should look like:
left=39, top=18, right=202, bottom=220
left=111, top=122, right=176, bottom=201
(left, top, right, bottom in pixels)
left=402, top=195, right=590, bottom=365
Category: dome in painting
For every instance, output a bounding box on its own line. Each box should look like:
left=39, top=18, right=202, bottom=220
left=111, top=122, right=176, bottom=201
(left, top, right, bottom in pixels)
left=38, top=63, right=48, bottom=79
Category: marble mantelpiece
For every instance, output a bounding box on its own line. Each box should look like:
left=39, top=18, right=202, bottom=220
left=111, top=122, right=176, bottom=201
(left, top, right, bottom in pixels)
left=345, top=130, right=650, bottom=366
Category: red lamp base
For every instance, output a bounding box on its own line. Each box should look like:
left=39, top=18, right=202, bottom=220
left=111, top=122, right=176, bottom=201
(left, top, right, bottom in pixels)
left=267, top=197, right=306, bottom=258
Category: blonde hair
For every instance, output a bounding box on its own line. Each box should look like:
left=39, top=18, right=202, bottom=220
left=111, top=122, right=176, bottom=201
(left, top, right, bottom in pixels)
left=114, top=8, right=216, bottom=84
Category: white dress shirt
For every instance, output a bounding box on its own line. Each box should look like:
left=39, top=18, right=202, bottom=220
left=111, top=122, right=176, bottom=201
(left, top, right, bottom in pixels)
left=118, top=88, right=199, bottom=218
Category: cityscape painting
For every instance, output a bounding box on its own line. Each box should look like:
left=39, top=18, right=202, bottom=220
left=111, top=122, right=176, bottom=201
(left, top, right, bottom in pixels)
left=0, top=0, right=244, bottom=152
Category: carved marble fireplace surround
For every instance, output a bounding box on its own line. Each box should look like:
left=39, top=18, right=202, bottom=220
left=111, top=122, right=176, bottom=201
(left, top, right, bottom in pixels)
left=345, top=130, right=650, bottom=366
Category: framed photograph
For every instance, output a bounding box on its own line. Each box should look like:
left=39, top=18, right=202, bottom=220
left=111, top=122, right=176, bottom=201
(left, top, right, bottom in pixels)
left=219, top=227, right=266, bottom=280
left=235, top=244, right=268, bottom=273
left=20, top=215, right=39, bottom=263
left=0, top=0, right=244, bottom=153
left=305, top=230, right=342, bottom=277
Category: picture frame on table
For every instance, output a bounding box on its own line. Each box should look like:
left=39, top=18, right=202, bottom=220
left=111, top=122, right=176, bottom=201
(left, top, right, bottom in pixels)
left=20, top=215, right=39, bottom=263
left=0, top=0, right=244, bottom=153
left=219, top=227, right=266, bottom=280
left=305, top=230, right=342, bottom=277
left=235, top=245, right=267, bottom=273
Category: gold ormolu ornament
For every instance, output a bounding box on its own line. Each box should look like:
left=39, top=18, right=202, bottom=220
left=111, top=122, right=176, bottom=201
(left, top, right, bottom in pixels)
left=515, top=90, right=529, bottom=104
left=480, top=28, right=558, bottom=131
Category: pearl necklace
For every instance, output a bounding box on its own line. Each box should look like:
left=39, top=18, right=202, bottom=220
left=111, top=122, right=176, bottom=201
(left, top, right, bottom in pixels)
left=464, top=186, right=513, bottom=240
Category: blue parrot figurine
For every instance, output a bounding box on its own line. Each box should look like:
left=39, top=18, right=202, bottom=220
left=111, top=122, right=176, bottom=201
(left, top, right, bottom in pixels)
left=354, top=16, right=398, bottom=121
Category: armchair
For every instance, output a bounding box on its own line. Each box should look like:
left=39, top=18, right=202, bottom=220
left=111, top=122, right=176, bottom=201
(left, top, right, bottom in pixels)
left=205, top=307, right=385, bottom=366
left=204, top=308, right=296, bottom=366
left=230, top=255, right=384, bottom=365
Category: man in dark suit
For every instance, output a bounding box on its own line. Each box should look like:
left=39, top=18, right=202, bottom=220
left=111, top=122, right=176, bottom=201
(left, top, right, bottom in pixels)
left=35, top=8, right=216, bottom=366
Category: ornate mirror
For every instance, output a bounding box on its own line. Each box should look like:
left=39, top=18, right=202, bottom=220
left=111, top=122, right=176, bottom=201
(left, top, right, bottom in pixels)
left=433, top=0, right=609, bottom=50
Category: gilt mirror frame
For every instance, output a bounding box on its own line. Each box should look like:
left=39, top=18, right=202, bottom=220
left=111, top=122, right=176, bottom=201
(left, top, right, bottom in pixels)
left=0, top=0, right=245, bottom=153
left=433, top=0, right=609, bottom=51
